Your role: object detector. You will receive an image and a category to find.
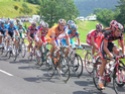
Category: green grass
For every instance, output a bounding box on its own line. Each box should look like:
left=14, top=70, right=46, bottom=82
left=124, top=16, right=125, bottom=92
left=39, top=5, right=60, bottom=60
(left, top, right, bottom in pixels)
left=75, top=20, right=99, bottom=56
left=0, top=0, right=38, bottom=18
left=76, top=20, right=99, bottom=43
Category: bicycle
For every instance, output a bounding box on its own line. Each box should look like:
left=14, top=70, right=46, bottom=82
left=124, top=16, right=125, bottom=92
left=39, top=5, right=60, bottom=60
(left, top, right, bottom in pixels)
left=82, top=43, right=95, bottom=74
left=45, top=46, right=70, bottom=83
left=93, top=55, right=125, bottom=94
left=67, top=45, right=83, bottom=78
left=35, top=43, right=50, bottom=67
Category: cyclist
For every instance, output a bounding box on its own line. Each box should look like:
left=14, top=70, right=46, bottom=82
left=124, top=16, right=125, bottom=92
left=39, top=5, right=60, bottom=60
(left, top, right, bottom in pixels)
left=27, top=22, right=38, bottom=52
left=6, top=21, right=19, bottom=52
left=98, top=22, right=125, bottom=89
left=65, top=20, right=75, bottom=33
left=35, top=21, right=49, bottom=56
left=46, top=19, right=70, bottom=65
left=86, top=23, right=103, bottom=59
left=68, top=23, right=81, bottom=47
left=17, top=22, right=26, bottom=39
left=0, top=21, right=7, bottom=46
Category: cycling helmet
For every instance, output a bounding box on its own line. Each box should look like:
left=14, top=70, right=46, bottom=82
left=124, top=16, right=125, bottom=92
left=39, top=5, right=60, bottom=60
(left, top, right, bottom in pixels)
left=110, top=20, right=118, bottom=28
left=69, top=24, right=77, bottom=30
left=31, top=21, right=36, bottom=27
left=114, top=22, right=124, bottom=32
left=18, top=22, right=23, bottom=26
left=67, top=20, right=74, bottom=25
left=96, top=23, right=103, bottom=32
left=0, top=20, right=5, bottom=24
left=10, top=20, right=14, bottom=25
left=58, top=19, right=66, bottom=25
left=40, top=21, right=49, bottom=28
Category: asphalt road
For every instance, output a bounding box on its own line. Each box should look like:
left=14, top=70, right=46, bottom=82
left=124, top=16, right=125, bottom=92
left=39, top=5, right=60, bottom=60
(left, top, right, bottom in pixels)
left=0, top=54, right=124, bottom=94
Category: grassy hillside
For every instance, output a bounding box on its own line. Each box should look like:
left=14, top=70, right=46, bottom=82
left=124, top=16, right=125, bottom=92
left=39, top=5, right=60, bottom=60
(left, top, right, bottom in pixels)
left=0, top=0, right=38, bottom=18
left=76, top=20, right=99, bottom=43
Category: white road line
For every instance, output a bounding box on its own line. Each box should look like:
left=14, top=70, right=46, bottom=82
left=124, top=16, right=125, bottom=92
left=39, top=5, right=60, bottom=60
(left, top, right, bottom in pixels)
left=0, top=69, right=13, bottom=76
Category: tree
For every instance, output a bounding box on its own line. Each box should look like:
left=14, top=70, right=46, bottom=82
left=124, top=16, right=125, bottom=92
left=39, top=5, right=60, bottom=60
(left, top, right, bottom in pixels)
left=39, top=0, right=79, bottom=27
left=116, top=0, right=125, bottom=25
left=94, top=8, right=116, bottom=26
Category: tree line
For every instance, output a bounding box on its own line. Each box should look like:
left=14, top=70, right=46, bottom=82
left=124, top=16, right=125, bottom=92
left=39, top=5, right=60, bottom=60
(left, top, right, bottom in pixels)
left=94, top=0, right=125, bottom=26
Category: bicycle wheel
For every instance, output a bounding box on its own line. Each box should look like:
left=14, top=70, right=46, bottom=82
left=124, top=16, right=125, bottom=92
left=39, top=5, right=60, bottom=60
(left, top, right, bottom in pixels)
left=93, top=57, right=106, bottom=90
left=12, top=44, right=18, bottom=61
left=20, top=43, right=26, bottom=58
left=0, top=46, right=4, bottom=55
left=84, top=51, right=94, bottom=74
left=58, top=57, right=70, bottom=83
left=13, top=48, right=19, bottom=61
left=70, top=54, right=83, bottom=78
left=45, top=56, right=55, bottom=79
left=113, top=60, right=125, bottom=94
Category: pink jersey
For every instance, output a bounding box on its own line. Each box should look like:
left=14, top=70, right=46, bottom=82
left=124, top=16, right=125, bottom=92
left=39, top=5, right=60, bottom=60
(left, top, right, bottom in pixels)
left=86, top=30, right=98, bottom=45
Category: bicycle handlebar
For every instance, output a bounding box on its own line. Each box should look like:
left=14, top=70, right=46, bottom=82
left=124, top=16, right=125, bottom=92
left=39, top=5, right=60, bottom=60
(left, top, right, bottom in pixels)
left=105, top=55, right=125, bottom=61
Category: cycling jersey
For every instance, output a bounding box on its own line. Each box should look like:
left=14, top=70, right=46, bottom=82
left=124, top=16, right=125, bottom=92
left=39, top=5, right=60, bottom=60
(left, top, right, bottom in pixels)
left=100, top=30, right=123, bottom=59
left=46, top=25, right=65, bottom=43
left=7, top=25, right=17, bottom=37
left=56, top=32, right=68, bottom=47
left=103, top=30, right=123, bottom=42
left=86, top=30, right=98, bottom=45
left=67, top=30, right=79, bottom=47
left=27, top=26, right=38, bottom=39
left=39, top=27, right=48, bottom=43
left=0, top=25, right=7, bottom=35
left=68, top=30, right=79, bottom=39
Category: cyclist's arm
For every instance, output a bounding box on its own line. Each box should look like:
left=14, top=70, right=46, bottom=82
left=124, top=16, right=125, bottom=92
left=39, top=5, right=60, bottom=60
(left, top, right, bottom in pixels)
left=27, top=29, right=31, bottom=39
left=119, top=39, right=125, bottom=55
left=65, top=33, right=70, bottom=46
left=36, top=30, right=41, bottom=39
left=91, top=36, right=98, bottom=49
left=103, top=39, right=113, bottom=58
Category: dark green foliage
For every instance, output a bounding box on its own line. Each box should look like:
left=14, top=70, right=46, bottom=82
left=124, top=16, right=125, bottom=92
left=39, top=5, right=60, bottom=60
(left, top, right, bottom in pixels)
left=39, top=0, right=79, bottom=27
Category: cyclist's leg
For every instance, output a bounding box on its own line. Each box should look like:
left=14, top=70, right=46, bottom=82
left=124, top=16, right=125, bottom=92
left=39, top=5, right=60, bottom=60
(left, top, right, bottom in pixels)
left=14, top=33, right=20, bottom=49
left=112, top=45, right=120, bottom=55
left=7, top=32, right=13, bottom=50
left=27, top=34, right=33, bottom=52
left=61, top=39, right=69, bottom=57
left=0, top=32, right=3, bottom=44
left=98, top=42, right=114, bottom=89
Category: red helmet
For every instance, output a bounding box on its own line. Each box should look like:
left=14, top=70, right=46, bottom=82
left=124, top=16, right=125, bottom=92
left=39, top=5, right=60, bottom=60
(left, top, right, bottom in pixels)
left=96, top=23, right=103, bottom=32
left=110, top=20, right=118, bottom=28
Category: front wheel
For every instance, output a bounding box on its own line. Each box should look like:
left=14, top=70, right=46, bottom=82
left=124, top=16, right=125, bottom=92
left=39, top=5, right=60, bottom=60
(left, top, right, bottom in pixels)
left=113, top=60, right=125, bottom=94
left=84, top=51, right=94, bottom=74
left=58, top=57, right=70, bottom=83
left=20, top=43, right=26, bottom=58
left=93, top=57, right=106, bottom=90
left=69, top=54, right=83, bottom=78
